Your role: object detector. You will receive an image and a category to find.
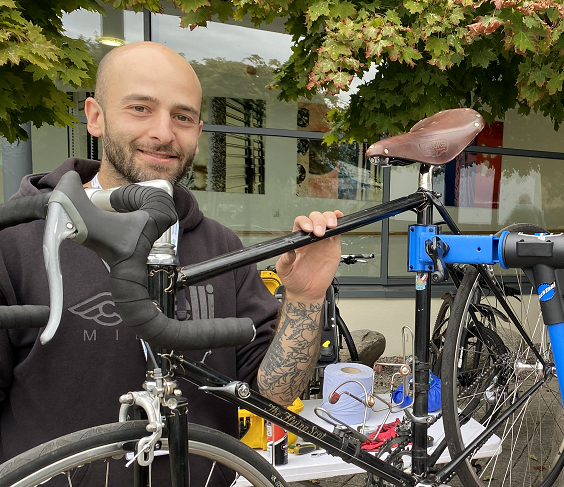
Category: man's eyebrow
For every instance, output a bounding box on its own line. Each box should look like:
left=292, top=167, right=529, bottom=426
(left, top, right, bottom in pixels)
left=120, top=94, right=158, bottom=104
left=120, top=94, right=200, bottom=117
left=172, top=103, right=200, bottom=118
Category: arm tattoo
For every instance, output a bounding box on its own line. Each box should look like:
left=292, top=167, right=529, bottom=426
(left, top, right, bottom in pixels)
left=258, top=300, right=323, bottom=402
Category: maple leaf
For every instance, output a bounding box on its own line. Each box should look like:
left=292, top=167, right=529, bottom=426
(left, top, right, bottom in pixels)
left=330, top=2, right=357, bottom=20
left=307, top=1, right=330, bottom=23
left=512, top=30, right=537, bottom=54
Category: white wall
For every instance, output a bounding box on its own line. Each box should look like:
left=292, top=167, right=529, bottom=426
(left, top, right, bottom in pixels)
left=337, top=297, right=445, bottom=357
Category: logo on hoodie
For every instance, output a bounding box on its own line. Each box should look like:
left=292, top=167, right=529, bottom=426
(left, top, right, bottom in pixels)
left=69, top=292, right=122, bottom=326
left=71, top=287, right=215, bottom=327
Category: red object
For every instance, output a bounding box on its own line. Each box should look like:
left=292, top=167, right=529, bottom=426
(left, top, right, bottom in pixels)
left=266, top=421, right=288, bottom=465
left=329, top=392, right=340, bottom=404
left=361, top=418, right=401, bottom=451
left=474, top=121, right=503, bottom=209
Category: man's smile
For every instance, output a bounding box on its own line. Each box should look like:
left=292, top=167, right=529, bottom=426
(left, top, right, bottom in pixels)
left=138, top=149, right=179, bottom=163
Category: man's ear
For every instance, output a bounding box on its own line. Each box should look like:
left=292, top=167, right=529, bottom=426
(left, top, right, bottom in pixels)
left=84, top=97, right=104, bottom=137
left=194, top=119, right=203, bottom=155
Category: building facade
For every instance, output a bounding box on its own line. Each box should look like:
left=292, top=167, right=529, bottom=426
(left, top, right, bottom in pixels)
left=0, top=4, right=562, bottom=353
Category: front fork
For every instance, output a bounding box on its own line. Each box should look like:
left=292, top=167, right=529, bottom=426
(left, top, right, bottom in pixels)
left=123, top=245, right=188, bottom=487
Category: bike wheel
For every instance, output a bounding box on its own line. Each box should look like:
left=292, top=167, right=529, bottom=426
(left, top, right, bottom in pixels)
left=336, top=309, right=360, bottom=362
left=0, top=420, right=287, bottom=487
left=441, top=264, right=564, bottom=487
left=431, top=295, right=453, bottom=377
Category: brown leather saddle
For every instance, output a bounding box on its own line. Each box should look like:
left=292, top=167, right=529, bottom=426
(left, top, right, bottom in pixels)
left=365, top=108, right=484, bottom=166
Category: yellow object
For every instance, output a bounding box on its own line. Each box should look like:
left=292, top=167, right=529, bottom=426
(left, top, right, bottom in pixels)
left=239, top=398, right=304, bottom=449
left=259, top=270, right=282, bottom=295
left=288, top=443, right=321, bottom=455
left=322, top=340, right=330, bottom=347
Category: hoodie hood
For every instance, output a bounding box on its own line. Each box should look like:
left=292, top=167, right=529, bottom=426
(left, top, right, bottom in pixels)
left=12, top=158, right=204, bottom=232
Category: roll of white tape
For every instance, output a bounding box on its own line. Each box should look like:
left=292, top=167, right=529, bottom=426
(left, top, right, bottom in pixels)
left=321, top=363, right=373, bottom=425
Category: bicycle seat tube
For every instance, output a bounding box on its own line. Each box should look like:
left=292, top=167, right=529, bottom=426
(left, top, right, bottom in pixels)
left=412, top=164, right=435, bottom=475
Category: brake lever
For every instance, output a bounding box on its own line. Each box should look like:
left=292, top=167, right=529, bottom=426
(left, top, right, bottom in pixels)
left=39, top=171, right=173, bottom=345
left=41, top=200, right=78, bottom=344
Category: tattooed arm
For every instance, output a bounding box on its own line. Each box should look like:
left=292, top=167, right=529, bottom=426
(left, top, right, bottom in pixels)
left=257, top=211, right=342, bottom=406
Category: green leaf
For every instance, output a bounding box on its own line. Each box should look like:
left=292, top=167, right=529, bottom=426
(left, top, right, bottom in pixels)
left=330, top=2, right=356, bottom=20
left=366, top=39, right=393, bottom=58
left=180, top=0, right=210, bottom=12
left=404, top=0, right=425, bottom=14
left=426, top=37, right=449, bottom=56
left=513, top=31, right=536, bottom=54
left=308, top=1, right=331, bottom=22
left=385, top=9, right=401, bottom=26
left=321, top=39, right=351, bottom=60
left=529, top=65, right=554, bottom=86
left=547, top=75, right=563, bottom=94
left=424, top=12, right=441, bottom=26
left=329, top=71, right=353, bottom=90
left=179, top=8, right=211, bottom=27
left=520, top=83, right=544, bottom=105
left=470, top=48, right=497, bottom=68
left=398, top=46, right=422, bottom=65
left=523, top=16, right=539, bottom=29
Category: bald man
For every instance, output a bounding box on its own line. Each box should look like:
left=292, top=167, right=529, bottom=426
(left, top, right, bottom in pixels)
left=0, top=42, right=341, bottom=485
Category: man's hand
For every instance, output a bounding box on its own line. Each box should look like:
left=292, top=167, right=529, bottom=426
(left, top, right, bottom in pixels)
left=275, top=210, right=343, bottom=303
left=257, top=210, right=343, bottom=405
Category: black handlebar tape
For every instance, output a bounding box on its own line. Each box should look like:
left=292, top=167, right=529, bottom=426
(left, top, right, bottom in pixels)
left=107, top=186, right=256, bottom=349
left=0, top=306, right=50, bottom=329
left=53, top=172, right=255, bottom=350
left=0, top=193, right=50, bottom=230
left=0, top=193, right=51, bottom=329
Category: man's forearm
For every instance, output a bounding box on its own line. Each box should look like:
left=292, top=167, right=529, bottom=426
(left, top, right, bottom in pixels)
left=257, top=298, right=323, bottom=406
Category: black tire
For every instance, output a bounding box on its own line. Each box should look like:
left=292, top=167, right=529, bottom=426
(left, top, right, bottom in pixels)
left=441, top=263, right=564, bottom=487
left=0, top=421, right=288, bottom=487
left=431, top=295, right=453, bottom=377
left=336, top=309, right=359, bottom=362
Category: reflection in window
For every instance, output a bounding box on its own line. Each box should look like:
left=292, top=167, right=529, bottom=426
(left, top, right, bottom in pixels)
left=67, top=92, right=100, bottom=161
left=62, top=8, right=143, bottom=65
left=189, top=97, right=265, bottom=194
left=296, top=103, right=382, bottom=201
left=438, top=122, right=504, bottom=210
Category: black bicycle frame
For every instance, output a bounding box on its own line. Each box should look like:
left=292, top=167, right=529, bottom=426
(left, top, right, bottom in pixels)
left=151, top=168, right=553, bottom=486
left=170, top=351, right=416, bottom=487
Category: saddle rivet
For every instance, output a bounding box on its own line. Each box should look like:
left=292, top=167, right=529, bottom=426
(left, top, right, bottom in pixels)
left=474, top=122, right=480, bottom=127
left=384, top=148, right=389, bottom=154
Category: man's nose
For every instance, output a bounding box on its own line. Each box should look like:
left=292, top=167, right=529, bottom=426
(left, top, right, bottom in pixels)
left=147, top=111, right=174, bottom=145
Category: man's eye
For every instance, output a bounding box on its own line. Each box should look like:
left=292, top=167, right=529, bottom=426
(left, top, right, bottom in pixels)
left=133, top=106, right=146, bottom=112
left=176, top=114, right=191, bottom=122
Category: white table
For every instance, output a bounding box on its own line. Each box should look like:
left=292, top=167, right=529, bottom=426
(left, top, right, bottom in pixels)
left=236, top=398, right=501, bottom=485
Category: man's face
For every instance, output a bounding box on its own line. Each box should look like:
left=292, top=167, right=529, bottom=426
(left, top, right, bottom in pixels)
left=95, top=48, right=203, bottom=185
left=102, top=114, right=197, bottom=185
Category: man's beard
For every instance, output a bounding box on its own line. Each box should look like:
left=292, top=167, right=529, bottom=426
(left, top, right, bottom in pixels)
left=102, top=127, right=196, bottom=185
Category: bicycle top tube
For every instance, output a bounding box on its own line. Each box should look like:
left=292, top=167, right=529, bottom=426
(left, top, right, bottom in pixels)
left=177, top=192, right=427, bottom=288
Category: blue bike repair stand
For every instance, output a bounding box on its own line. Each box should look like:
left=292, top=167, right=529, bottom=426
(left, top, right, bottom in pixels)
left=408, top=226, right=564, bottom=403
left=407, top=225, right=504, bottom=273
